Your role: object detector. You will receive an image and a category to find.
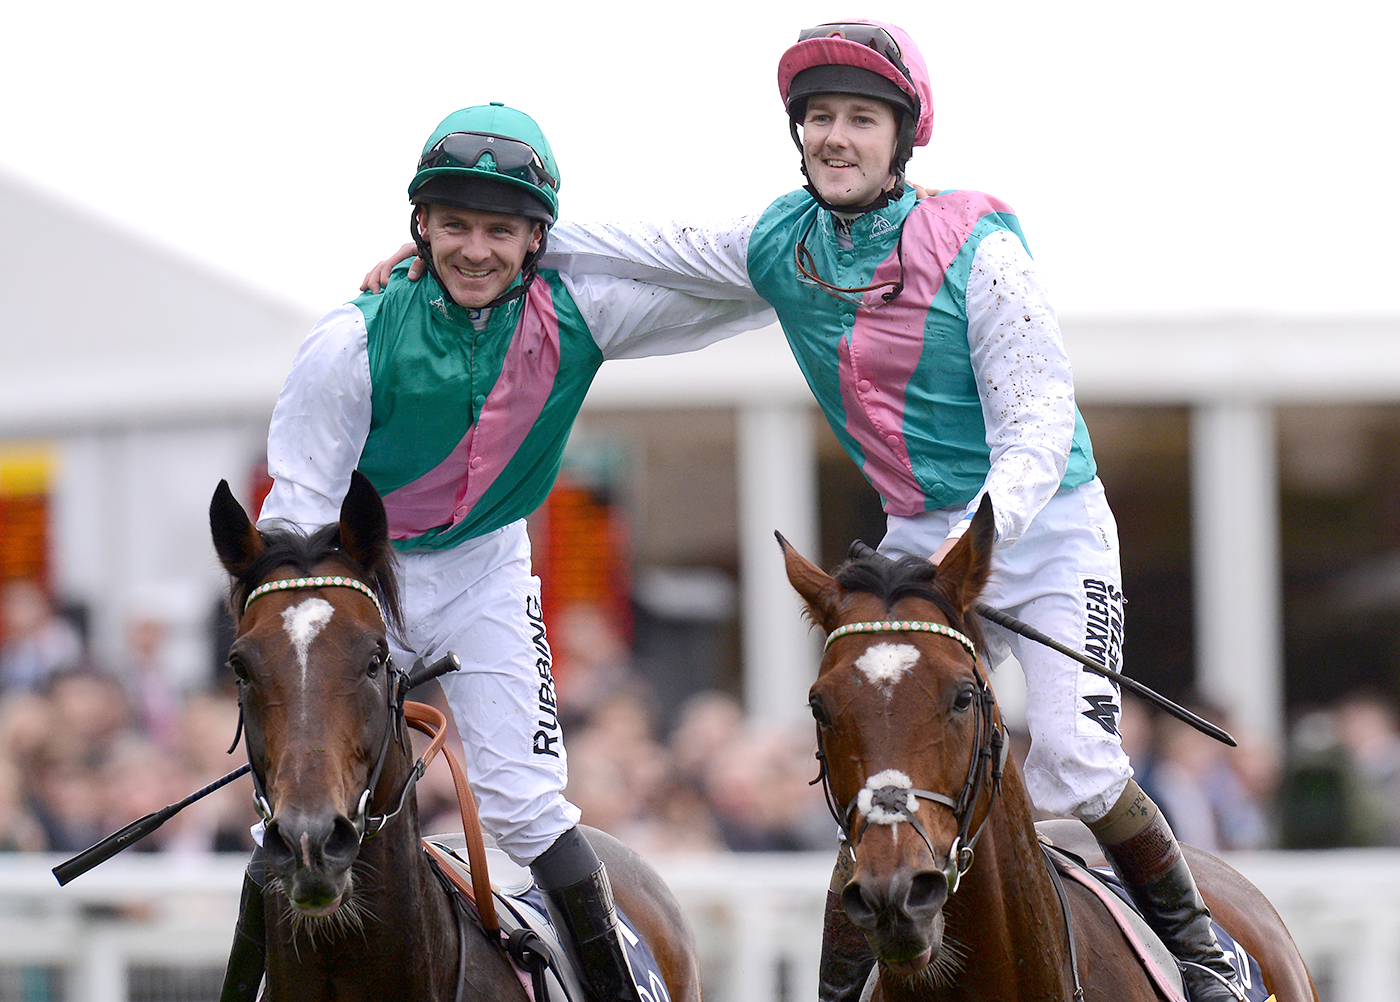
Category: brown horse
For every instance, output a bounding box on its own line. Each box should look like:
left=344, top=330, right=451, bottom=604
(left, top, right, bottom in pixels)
left=779, top=496, right=1316, bottom=1002
left=210, top=472, right=699, bottom=1002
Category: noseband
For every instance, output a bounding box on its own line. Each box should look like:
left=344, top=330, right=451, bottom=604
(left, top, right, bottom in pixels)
left=232, top=575, right=424, bottom=840
left=813, top=619, right=1007, bottom=895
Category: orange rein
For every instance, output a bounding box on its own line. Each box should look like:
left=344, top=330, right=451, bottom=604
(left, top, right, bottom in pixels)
left=404, top=701, right=500, bottom=934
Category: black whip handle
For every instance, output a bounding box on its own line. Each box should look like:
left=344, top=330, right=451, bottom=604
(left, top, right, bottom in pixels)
left=52, top=763, right=252, bottom=886
left=406, top=652, right=461, bottom=691
left=971, top=602, right=1237, bottom=747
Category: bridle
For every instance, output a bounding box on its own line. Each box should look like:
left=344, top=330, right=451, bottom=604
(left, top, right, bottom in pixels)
left=812, top=618, right=1007, bottom=896
left=230, top=574, right=432, bottom=840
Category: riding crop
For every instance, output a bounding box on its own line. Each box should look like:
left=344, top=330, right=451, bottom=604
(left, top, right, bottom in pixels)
left=52, top=763, right=251, bottom=886
left=846, top=541, right=1237, bottom=748
left=971, top=603, right=1236, bottom=747
left=52, top=653, right=462, bottom=886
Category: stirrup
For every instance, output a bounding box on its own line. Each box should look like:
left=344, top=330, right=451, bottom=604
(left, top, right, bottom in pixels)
left=1180, top=960, right=1247, bottom=1002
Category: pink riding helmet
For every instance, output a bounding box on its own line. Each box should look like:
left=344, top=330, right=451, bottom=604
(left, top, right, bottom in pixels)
left=777, top=20, right=934, bottom=148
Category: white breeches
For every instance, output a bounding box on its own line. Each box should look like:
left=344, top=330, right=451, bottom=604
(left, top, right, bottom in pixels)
left=390, top=520, right=580, bottom=865
left=880, top=479, right=1134, bottom=822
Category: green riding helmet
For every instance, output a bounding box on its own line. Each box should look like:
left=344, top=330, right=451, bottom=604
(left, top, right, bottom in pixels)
left=409, top=102, right=560, bottom=225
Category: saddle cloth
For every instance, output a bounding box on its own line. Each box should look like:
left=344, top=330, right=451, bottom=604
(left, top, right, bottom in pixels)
left=1036, top=821, right=1271, bottom=1002
left=1086, top=866, right=1271, bottom=1002
left=423, top=833, right=673, bottom=1002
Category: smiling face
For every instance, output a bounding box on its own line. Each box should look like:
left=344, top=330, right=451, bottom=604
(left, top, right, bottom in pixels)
left=802, top=94, right=901, bottom=208
left=417, top=203, right=543, bottom=308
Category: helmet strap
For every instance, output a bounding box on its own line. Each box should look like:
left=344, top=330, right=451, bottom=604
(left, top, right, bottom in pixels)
left=409, top=204, right=442, bottom=290
left=801, top=182, right=900, bottom=215
left=407, top=205, right=547, bottom=311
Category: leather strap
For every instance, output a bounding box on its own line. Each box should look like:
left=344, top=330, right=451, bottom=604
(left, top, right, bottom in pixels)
left=1038, top=843, right=1084, bottom=1001
left=1046, top=849, right=1186, bottom=1002
left=406, top=701, right=499, bottom=933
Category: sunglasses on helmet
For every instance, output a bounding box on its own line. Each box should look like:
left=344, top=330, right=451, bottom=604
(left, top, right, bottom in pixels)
left=797, top=23, right=915, bottom=88
left=419, top=132, right=558, bottom=192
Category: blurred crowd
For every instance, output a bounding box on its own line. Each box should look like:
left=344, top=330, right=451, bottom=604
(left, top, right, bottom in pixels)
left=414, top=682, right=834, bottom=855
left=7, top=574, right=1400, bottom=859
left=0, top=578, right=257, bottom=856
left=1115, top=686, right=1400, bottom=852
left=417, top=602, right=836, bottom=854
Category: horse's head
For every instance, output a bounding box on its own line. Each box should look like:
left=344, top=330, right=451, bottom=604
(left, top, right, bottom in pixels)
left=781, top=495, right=1004, bottom=977
left=210, top=472, right=405, bottom=918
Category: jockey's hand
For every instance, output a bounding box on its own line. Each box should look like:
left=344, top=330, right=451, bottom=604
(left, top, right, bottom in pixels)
left=361, top=243, right=425, bottom=293
left=929, top=536, right=957, bottom=566
left=912, top=183, right=940, bottom=200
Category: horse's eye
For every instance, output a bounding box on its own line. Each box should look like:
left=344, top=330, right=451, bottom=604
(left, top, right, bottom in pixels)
left=227, top=653, right=251, bottom=684
left=952, top=688, right=975, bottom=712
left=810, top=696, right=831, bottom=727
left=367, top=652, right=384, bottom=679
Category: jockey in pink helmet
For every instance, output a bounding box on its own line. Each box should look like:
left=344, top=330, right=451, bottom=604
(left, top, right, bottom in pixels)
left=777, top=20, right=933, bottom=210
left=780, top=28, right=1245, bottom=1002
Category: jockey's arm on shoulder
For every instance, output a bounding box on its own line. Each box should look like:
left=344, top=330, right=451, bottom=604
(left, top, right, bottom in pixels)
left=361, top=243, right=426, bottom=293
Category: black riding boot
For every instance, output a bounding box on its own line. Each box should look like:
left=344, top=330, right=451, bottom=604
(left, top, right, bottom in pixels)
left=818, top=842, right=875, bottom=1002
left=1090, top=782, right=1245, bottom=1002
left=219, top=846, right=266, bottom=1002
left=532, top=827, right=642, bottom=1002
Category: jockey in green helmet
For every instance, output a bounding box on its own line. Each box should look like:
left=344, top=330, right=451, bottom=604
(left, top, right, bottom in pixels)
left=220, top=100, right=772, bottom=1002
left=407, top=102, right=559, bottom=309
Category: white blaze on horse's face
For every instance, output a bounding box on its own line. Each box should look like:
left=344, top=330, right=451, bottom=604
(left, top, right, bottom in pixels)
left=855, top=642, right=922, bottom=694
left=859, top=769, right=918, bottom=825
left=281, top=598, right=335, bottom=687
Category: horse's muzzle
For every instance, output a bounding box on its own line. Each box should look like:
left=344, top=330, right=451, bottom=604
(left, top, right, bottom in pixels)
left=843, top=865, right=949, bottom=971
left=263, top=809, right=362, bottom=913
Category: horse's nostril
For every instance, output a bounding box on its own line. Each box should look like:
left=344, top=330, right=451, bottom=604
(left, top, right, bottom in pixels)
left=264, top=812, right=359, bottom=873
left=324, top=815, right=362, bottom=865
left=907, top=870, right=949, bottom=914
left=841, top=880, right=880, bottom=930
left=262, top=822, right=294, bottom=869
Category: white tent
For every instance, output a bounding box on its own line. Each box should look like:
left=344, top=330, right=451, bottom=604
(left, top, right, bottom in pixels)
left=0, top=171, right=313, bottom=684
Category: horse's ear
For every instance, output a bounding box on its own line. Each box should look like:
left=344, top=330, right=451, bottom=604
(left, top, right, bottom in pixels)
left=936, top=493, right=996, bottom=615
left=777, top=531, right=842, bottom=631
left=210, top=480, right=264, bottom=576
left=339, top=471, right=390, bottom=572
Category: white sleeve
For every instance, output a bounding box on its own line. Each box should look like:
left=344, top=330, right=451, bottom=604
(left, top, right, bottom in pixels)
left=259, top=304, right=373, bottom=532
left=545, top=217, right=765, bottom=301
left=955, top=231, right=1079, bottom=546
left=563, top=272, right=776, bottom=360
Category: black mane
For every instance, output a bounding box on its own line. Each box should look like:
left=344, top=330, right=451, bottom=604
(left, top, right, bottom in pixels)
left=230, top=522, right=404, bottom=635
left=833, top=552, right=985, bottom=653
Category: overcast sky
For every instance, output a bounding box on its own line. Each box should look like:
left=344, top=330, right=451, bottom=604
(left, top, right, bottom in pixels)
left=3, top=0, right=1395, bottom=320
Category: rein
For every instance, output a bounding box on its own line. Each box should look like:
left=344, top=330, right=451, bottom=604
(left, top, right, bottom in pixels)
left=409, top=702, right=499, bottom=934
left=814, top=619, right=1007, bottom=896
